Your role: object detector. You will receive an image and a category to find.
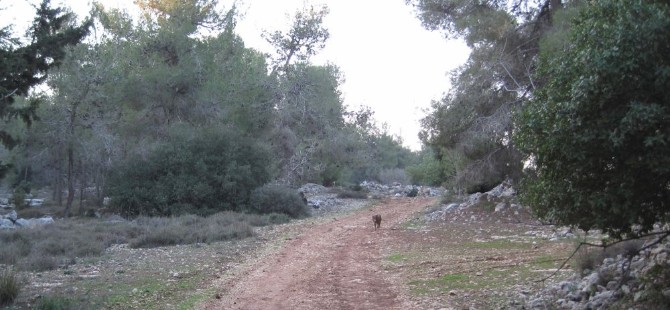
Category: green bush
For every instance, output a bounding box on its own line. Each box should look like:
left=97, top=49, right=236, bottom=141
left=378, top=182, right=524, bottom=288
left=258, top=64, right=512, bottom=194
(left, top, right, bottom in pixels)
left=249, top=184, right=310, bottom=218
left=11, top=187, right=28, bottom=210
left=0, top=269, right=20, bottom=307
left=34, top=295, right=74, bottom=310
left=107, top=129, right=273, bottom=217
left=407, top=187, right=419, bottom=197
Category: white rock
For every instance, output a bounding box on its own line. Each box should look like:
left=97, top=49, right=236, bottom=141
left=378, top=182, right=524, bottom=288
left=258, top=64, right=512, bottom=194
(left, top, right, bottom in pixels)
left=0, top=218, right=15, bottom=229
left=494, top=202, right=507, bottom=212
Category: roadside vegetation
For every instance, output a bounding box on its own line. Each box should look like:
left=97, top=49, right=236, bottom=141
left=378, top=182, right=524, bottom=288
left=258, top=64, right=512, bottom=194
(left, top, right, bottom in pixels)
left=0, top=211, right=290, bottom=272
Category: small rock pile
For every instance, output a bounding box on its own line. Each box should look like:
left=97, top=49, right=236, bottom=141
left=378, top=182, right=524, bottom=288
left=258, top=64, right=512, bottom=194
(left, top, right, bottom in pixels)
left=424, top=182, right=520, bottom=222
left=520, top=238, right=670, bottom=309
left=298, top=183, right=367, bottom=215
left=0, top=210, right=55, bottom=229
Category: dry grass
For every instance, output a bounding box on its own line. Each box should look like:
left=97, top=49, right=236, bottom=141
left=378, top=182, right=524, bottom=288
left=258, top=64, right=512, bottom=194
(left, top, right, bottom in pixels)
left=0, top=269, right=21, bottom=307
left=0, top=211, right=291, bottom=272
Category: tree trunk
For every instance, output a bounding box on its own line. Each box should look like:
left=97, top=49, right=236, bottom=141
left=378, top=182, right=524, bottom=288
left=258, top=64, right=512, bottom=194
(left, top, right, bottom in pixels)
left=64, top=146, right=74, bottom=217
left=78, top=163, right=85, bottom=215
left=54, top=153, right=64, bottom=207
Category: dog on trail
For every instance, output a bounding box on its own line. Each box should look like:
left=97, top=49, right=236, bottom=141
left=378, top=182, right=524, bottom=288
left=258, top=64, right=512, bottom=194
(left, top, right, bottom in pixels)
left=372, top=214, right=382, bottom=230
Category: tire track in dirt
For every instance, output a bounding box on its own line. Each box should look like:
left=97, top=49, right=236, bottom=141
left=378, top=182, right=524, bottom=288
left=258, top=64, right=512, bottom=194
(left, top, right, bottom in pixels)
left=200, top=197, right=436, bottom=310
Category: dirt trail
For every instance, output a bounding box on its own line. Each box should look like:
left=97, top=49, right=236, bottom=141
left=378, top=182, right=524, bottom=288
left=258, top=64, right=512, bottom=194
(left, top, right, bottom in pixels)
left=201, top=197, right=436, bottom=310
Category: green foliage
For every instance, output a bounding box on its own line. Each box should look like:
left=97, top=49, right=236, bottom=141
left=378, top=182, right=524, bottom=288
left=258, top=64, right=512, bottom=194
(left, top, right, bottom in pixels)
left=515, top=0, right=670, bottom=238
left=10, top=182, right=29, bottom=210
left=107, top=129, right=272, bottom=217
left=0, top=269, right=20, bottom=307
left=411, top=0, right=540, bottom=190
left=34, top=295, right=75, bottom=310
left=249, top=184, right=310, bottom=218
left=406, top=148, right=446, bottom=186
left=0, top=0, right=91, bottom=178
left=407, top=187, right=419, bottom=198
left=264, top=5, right=330, bottom=72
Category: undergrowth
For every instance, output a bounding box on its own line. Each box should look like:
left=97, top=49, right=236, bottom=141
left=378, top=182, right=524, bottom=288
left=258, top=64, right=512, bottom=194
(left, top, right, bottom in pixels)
left=0, top=268, right=20, bottom=307
left=0, top=211, right=290, bottom=272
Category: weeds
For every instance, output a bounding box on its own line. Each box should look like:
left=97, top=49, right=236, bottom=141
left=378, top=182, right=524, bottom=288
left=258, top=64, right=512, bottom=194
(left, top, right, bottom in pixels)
left=0, top=269, right=20, bottom=307
left=0, top=211, right=293, bottom=272
left=129, top=213, right=256, bottom=248
left=34, top=295, right=74, bottom=310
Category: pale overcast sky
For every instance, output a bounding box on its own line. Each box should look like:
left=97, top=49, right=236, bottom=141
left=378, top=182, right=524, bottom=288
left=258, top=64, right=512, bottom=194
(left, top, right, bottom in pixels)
left=1, top=0, right=469, bottom=150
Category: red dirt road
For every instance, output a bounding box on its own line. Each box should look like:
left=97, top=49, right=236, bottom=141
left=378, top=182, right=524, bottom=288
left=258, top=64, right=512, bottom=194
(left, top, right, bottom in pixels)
left=200, top=197, right=436, bottom=310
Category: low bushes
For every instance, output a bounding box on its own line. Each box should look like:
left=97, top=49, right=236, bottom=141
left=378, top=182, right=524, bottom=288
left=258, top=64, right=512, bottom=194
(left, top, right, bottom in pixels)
left=107, top=129, right=273, bottom=217
left=249, top=184, right=310, bottom=218
left=0, top=212, right=290, bottom=272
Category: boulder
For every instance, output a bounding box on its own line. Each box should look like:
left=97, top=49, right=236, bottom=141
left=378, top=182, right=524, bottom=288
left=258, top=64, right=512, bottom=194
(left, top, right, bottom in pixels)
left=0, top=218, right=15, bottom=229
left=5, top=210, right=18, bottom=222
left=494, top=202, right=508, bottom=212
left=15, top=218, right=31, bottom=227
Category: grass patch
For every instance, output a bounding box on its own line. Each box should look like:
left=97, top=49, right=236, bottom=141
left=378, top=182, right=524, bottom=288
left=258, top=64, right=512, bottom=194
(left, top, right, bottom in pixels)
left=401, top=217, right=423, bottom=230
left=462, top=239, right=533, bottom=250
left=385, top=253, right=408, bottom=263
left=176, top=293, right=208, bottom=310
left=532, top=255, right=561, bottom=269
left=34, top=295, right=76, bottom=310
left=410, top=273, right=474, bottom=293
left=0, top=269, right=21, bottom=307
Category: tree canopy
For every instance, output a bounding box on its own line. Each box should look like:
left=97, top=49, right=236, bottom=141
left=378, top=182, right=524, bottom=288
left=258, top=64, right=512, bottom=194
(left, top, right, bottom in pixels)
left=1, top=0, right=418, bottom=217
left=408, top=0, right=560, bottom=192
left=0, top=0, right=91, bottom=176
left=515, top=0, right=670, bottom=238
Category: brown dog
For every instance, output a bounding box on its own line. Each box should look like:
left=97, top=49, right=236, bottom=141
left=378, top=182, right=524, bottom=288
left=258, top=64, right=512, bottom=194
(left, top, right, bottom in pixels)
left=372, top=214, right=382, bottom=230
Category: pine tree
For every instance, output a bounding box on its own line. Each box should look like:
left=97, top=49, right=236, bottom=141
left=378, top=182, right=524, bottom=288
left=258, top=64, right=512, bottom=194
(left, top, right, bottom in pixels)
left=0, top=0, right=91, bottom=177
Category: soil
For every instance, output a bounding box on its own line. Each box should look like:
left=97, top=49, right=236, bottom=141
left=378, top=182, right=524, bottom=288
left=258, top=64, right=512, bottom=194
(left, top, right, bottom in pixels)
left=199, top=197, right=571, bottom=310
left=200, top=197, right=434, bottom=310
left=12, top=196, right=573, bottom=309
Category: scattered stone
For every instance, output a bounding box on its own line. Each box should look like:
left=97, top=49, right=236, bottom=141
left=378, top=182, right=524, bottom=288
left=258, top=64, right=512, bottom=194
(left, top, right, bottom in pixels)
left=521, top=239, right=670, bottom=309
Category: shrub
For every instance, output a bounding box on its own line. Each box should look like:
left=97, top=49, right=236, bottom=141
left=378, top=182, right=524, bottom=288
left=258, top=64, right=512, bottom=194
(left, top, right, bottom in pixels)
left=407, top=187, right=419, bottom=197
left=11, top=187, right=28, bottom=210
left=249, top=184, right=310, bottom=218
left=0, top=269, right=20, bottom=307
left=34, top=295, right=74, bottom=310
left=129, top=212, right=257, bottom=248
left=107, top=129, right=273, bottom=217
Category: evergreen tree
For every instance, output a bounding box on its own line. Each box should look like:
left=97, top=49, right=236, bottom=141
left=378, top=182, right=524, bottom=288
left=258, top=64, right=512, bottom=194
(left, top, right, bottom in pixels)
left=0, top=0, right=91, bottom=177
